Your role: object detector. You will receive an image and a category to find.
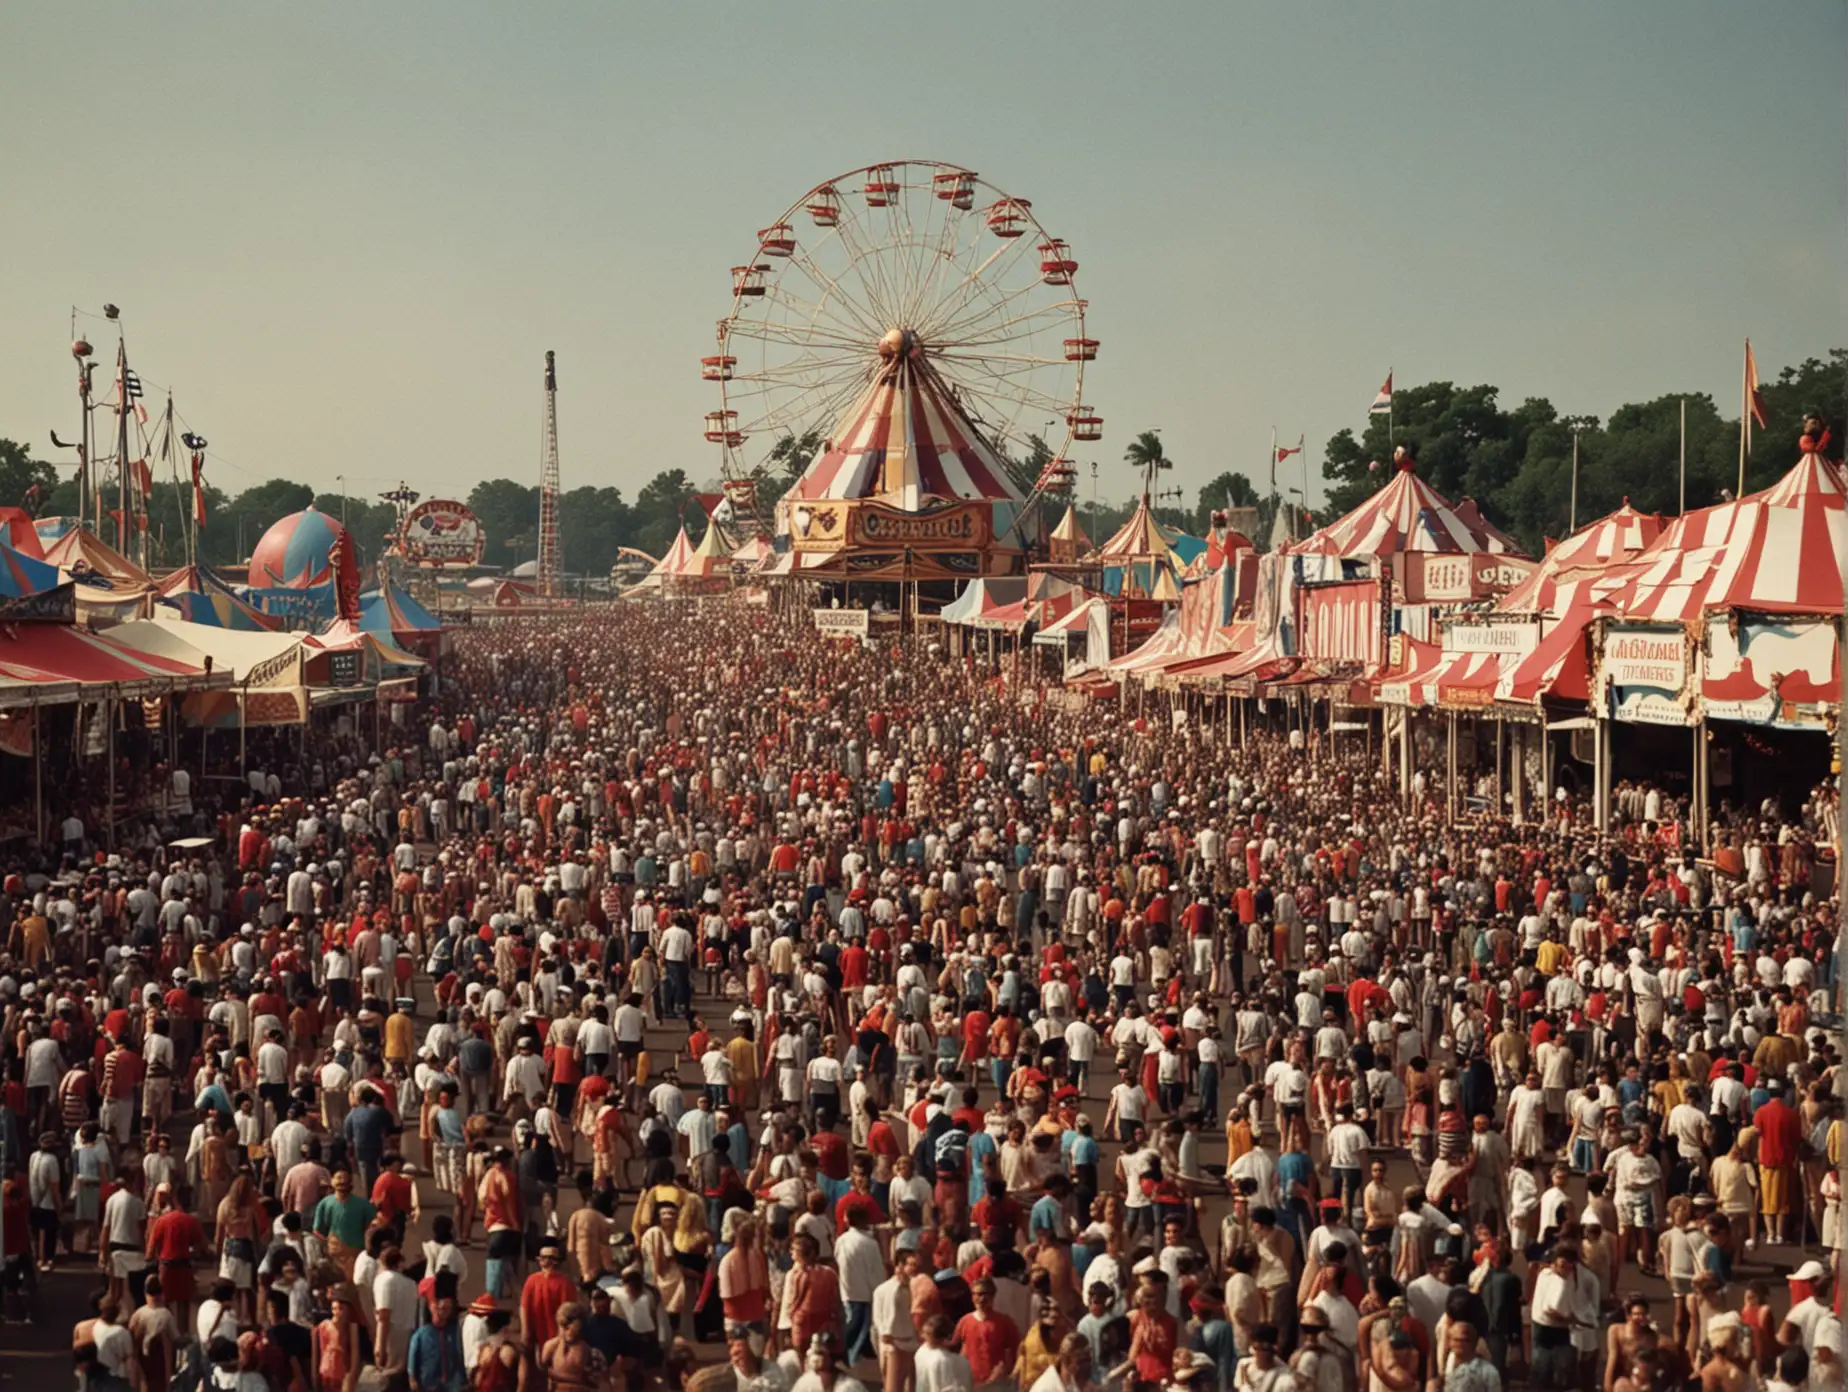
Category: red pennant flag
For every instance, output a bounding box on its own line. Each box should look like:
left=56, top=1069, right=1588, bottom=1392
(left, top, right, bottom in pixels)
left=132, top=458, right=154, bottom=497
left=1275, top=444, right=1302, bottom=463
left=1744, top=338, right=1769, bottom=430
left=191, top=453, right=208, bottom=528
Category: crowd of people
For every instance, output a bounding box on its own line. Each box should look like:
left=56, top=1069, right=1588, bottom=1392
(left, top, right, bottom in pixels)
left=0, top=603, right=1841, bottom=1392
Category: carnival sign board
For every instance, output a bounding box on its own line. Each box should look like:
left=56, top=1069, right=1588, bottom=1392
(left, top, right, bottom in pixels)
left=1400, top=553, right=1536, bottom=604
left=1443, top=619, right=1541, bottom=658
left=812, top=608, right=871, bottom=638
left=398, top=500, right=486, bottom=568
left=1600, top=623, right=1692, bottom=726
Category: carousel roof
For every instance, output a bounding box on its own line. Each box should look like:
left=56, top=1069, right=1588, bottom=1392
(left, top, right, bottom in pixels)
left=1293, top=463, right=1520, bottom=559
left=1049, top=503, right=1090, bottom=549
left=787, top=335, right=1025, bottom=510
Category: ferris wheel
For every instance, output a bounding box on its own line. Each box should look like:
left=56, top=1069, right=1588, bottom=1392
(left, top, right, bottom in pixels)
left=703, top=159, right=1097, bottom=528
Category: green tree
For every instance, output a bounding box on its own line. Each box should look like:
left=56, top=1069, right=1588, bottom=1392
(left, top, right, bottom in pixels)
left=633, top=469, right=694, bottom=557
left=1124, top=430, right=1172, bottom=493
left=558, top=486, right=634, bottom=575
left=0, top=439, right=58, bottom=511
left=1192, top=471, right=1261, bottom=534
left=466, top=479, right=542, bottom=571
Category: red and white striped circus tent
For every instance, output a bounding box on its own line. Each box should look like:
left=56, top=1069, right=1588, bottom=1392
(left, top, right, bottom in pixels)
left=623, top=523, right=730, bottom=597
left=1293, top=460, right=1518, bottom=558
left=1598, top=452, right=1845, bottom=622
left=782, top=344, right=1025, bottom=510
left=1495, top=500, right=1666, bottom=619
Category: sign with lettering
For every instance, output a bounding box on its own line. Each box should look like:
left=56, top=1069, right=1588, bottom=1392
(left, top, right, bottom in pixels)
left=1601, top=623, right=1691, bottom=726
left=397, top=500, right=486, bottom=567
left=851, top=501, right=992, bottom=549
left=812, top=608, right=870, bottom=638
left=327, top=651, right=362, bottom=686
left=1400, top=553, right=1537, bottom=604
left=1443, top=620, right=1540, bottom=657
left=1602, top=628, right=1687, bottom=692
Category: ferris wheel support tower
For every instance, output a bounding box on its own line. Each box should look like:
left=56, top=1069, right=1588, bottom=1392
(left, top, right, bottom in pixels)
left=536, top=349, right=561, bottom=597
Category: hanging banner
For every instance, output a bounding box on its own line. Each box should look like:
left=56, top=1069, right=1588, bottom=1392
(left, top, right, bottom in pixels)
left=1298, top=580, right=1383, bottom=666
left=1600, top=623, right=1692, bottom=725
left=812, top=608, right=870, bottom=638
left=398, top=499, right=487, bottom=568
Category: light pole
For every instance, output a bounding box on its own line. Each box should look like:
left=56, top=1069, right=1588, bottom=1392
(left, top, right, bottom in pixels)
left=335, top=474, right=348, bottom=528
left=1563, top=417, right=1598, bottom=532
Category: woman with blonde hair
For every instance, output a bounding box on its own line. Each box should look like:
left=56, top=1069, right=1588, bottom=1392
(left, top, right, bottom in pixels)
left=213, top=1168, right=266, bottom=1324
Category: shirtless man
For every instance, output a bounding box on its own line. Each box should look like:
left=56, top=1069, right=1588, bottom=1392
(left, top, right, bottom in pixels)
left=1604, top=1297, right=1658, bottom=1392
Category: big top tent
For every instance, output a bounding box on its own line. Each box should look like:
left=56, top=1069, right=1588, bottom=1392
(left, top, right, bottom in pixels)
left=1292, top=459, right=1518, bottom=558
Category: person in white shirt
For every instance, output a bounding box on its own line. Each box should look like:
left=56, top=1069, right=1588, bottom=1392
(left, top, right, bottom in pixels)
left=835, top=1209, right=887, bottom=1365
left=913, top=1314, right=974, bottom=1392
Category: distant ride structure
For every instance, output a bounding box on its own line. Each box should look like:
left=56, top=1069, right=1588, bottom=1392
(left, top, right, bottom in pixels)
left=707, top=159, right=1099, bottom=586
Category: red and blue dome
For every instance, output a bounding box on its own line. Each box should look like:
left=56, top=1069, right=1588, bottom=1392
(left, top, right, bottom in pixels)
left=248, top=506, right=358, bottom=591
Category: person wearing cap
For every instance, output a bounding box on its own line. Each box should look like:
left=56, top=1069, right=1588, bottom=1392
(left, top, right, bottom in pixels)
left=1778, top=1261, right=1835, bottom=1358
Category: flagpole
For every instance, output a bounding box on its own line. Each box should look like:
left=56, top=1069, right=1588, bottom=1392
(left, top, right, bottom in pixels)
left=114, top=334, right=131, bottom=554
left=1269, top=425, right=1277, bottom=495
left=1738, top=338, right=1749, bottom=498
left=1300, top=431, right=1308, bottom=513
left=1679, top=397, right=1686, bottom=515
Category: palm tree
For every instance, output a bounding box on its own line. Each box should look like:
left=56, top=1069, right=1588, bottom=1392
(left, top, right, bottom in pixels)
left=1124, top=430, right=1172, bottom=496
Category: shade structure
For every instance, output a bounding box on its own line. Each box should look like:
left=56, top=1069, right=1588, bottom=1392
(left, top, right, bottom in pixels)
left=0, top=623, right=225, bottom=696
left=1034, top=595, right=1107, bottom=643
left=247, top=506, right=358, bottom=592
left=40, top=526, right=151, bottom=587
left=1495, top=501, right=1666, bottom=618
left=1294, top=463, right=1520, bottom=558
left=359, top=583, right=441, bottom=638
left=730, top=533, right=775, bottom=571
left=0, top=539, right=61, bottom=598
left=0, top=508, right=45, bottom=559
left=941, top=577, right=1032, bottom=628
left=785, top=343, right=1025, bottom=509
left=107, top=617, right=305, bottom=682
left=156, top=563, right=281, bottom=630
left=1497, top=605, right=1597, bottom=705
left=1432, top=651, right=1505, bottom=708
left=1598, top=451, right=1845, bottom=621
left=1106, top=609, right=1192, bottom=675
left=308, top=618, right=426, bottom=670
left=1375, top=637, right=1448, bottom=706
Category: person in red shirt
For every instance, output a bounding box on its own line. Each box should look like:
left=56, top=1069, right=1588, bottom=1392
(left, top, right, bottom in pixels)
left=144, top=1191, right=207, bottom=1324
left=371, top=1155, right=419, bottom=1242
left=961, top=1008, right=992, bottom=1072
left=954, top=1277, right=1020, bottom=1387
left=518, top=1242, right=576, bottom=1346
left=1752, top=1082, right=1802, bottom=1245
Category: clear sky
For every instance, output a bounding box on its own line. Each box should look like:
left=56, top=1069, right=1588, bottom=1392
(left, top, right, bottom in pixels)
left=2, top=1, right=1842, bottom=510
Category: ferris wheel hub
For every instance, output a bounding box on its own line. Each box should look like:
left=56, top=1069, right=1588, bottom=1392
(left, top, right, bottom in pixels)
left=877, top=327, right=922, bottom=362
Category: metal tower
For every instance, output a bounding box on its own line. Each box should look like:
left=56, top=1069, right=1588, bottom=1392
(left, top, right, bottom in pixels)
left=536, top=349, right=561, bottom=597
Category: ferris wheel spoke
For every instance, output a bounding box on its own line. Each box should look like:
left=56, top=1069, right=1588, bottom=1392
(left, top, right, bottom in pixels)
left=925, top=287, right=1061, bottom=349
left=930, top=300, right=1080, bottom=352
left=931, top=350, right=1068, bottom=368
left=724, top=316, right=868, bottom=354
left=752, top=281, right=881, bottom=348
left=904, top=210, right=974, bottom=331
left=733, top=366, right=870, bottom=439
left=917, top=257, right=1053, bottom=346
left=830, top=204, right=901, bottom=328
left=779, top=246, right=887, bottom=342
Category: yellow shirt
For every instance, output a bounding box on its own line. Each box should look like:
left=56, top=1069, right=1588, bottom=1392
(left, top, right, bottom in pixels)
left=385, top=1012, right=416, bottom=1063
left=1534, top=940, right=1567, bottom=977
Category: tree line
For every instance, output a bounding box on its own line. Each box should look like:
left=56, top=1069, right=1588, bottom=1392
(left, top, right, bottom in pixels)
left=0, top=347, right=1838, bottom=574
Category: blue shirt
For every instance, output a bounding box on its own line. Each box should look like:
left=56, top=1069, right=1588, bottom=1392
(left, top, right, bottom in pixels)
left=967, top=1132, right=998, bottom=1204
left=345, top=1103, right=394, bottom=1162
left=407, top=1319, right=466, bottom=1392
left=1030, top=1195, right=1065, bottom=1243
left=1277, top=1149, right=1313, bottom=1199
left=1069, top=1134, right=1100, bottom=1169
